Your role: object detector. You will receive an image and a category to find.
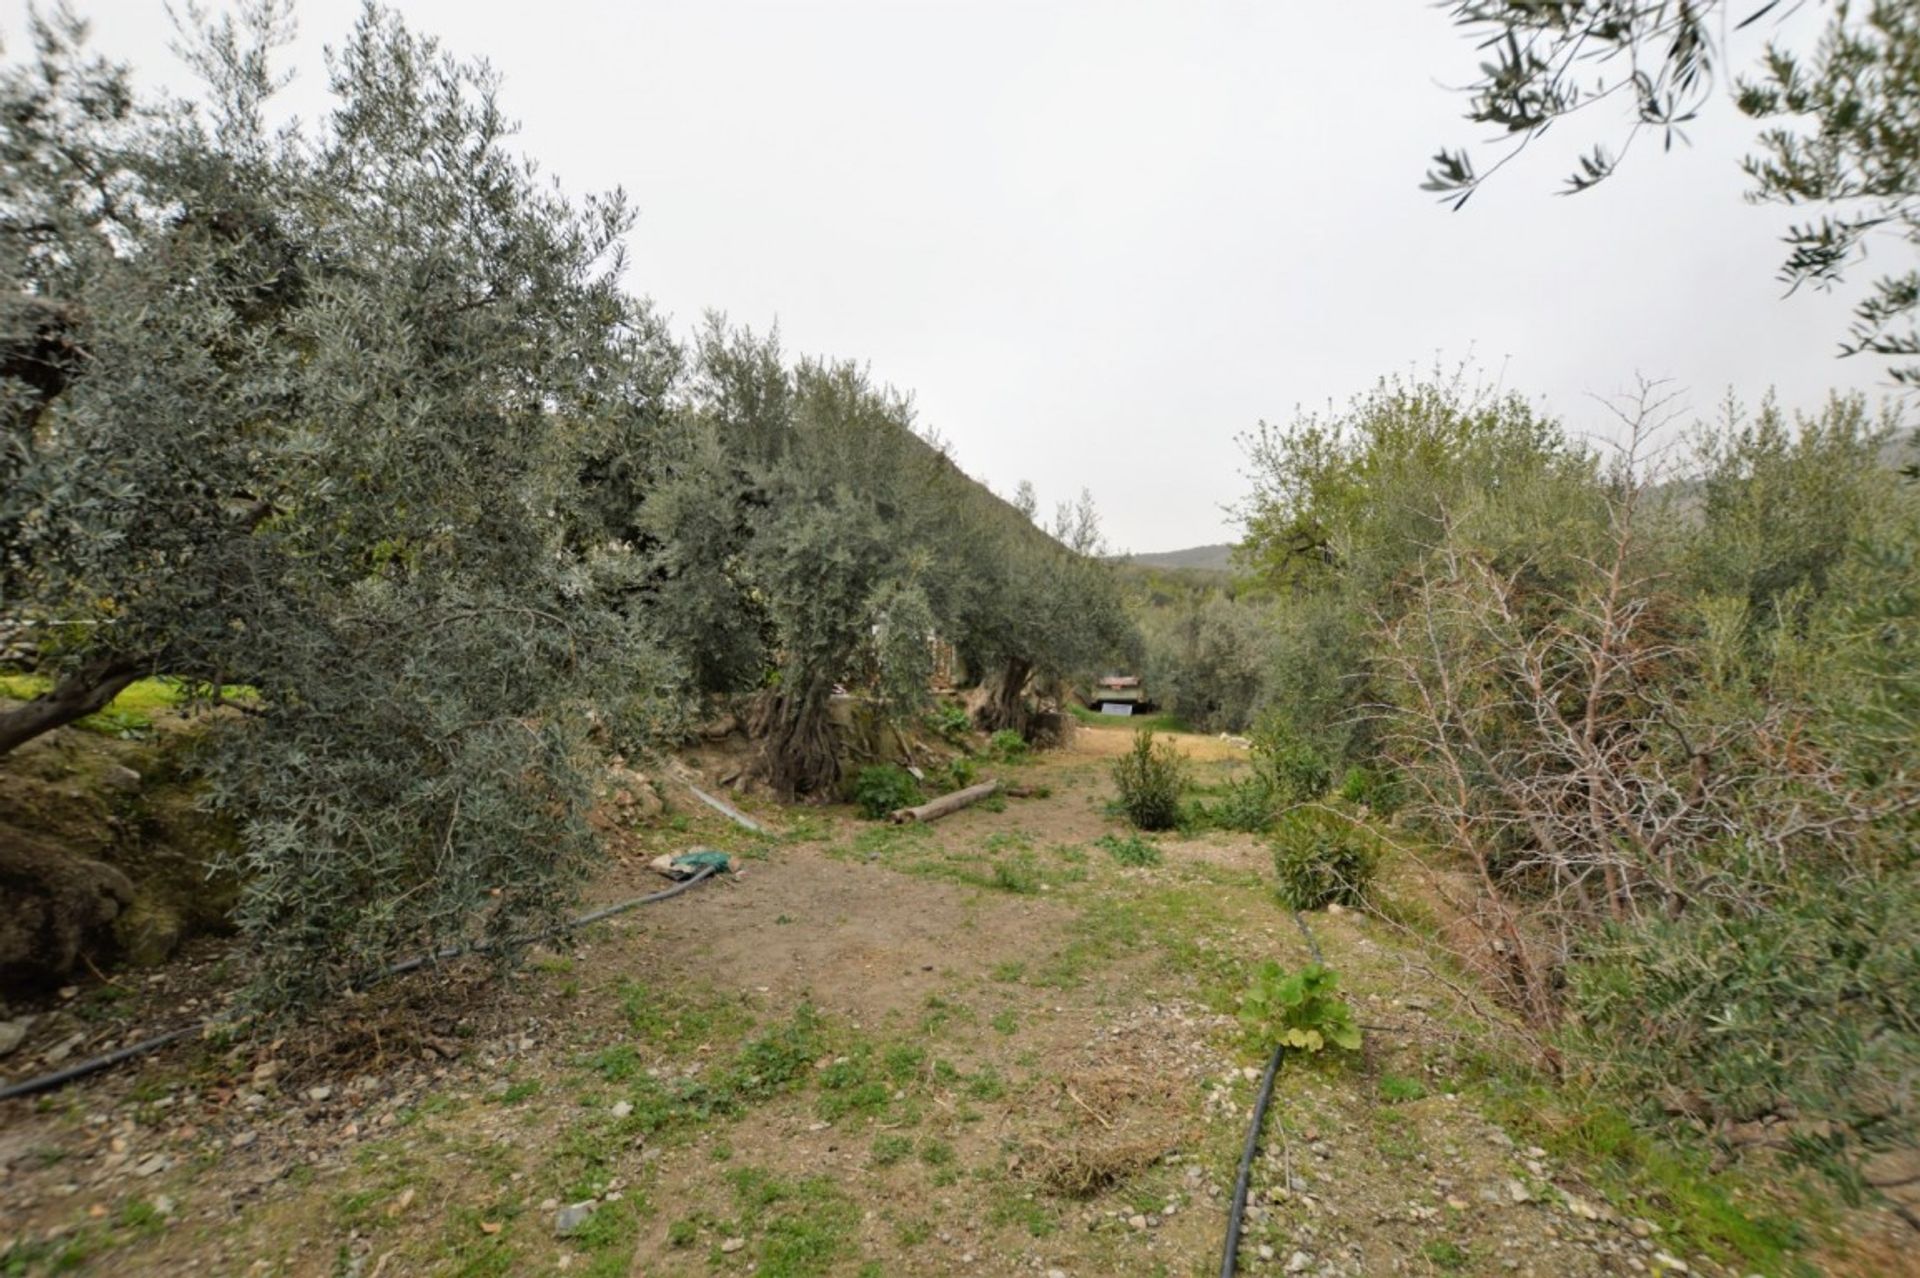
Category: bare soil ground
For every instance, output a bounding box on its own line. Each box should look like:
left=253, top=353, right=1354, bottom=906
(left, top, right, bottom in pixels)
left=2, top=724, right=1908, bottom=1277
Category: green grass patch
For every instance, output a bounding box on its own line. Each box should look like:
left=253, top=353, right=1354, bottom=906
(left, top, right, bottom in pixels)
left=725, top=1167, right=861, bottom=1277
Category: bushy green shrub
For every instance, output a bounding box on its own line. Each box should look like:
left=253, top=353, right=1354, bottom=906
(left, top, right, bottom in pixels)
left=986, top=729, right=1030, bottom=763
left=1566, top=862, right=1920, bottom=1155
left=1095, top=832, right=1162, bottom=867
left=1208, top=775, right=1278, bottom=832
left=1237, top=961, right=1361, bottom=1053
left=1336, top=764, right=1400, bottom=812
left=852, top=765, right=923, bottom=820
left=1271, top=808, right=1377, bottom=910
left=1112, top=729, right=1186, bottom=831
left=939, top=756, right=979, bottom=791
left=1254, top=723, right=1332, bottom=805
left=925, top=702, right=973, bottom=746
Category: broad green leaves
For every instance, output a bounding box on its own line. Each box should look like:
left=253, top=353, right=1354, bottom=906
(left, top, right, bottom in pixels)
left=1237, top=960, right=1362, bottom=1054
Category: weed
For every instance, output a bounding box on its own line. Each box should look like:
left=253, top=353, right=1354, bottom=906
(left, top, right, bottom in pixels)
left=986, top=729, right=1029, bottom=762
left=1097, top=832, right=1162, bottom=867
left=851, top=765, right=923, bottom=819
left=872, top=1134, right=914, bottom=1166
left=1420, top=1239, right=1469, bottom=1270
left=586, top=1044, right=641, bottom=1082
left=725, top=1167, right=860, bottom=1277
left=1379, top=1074, right=1428, bottom=1104
left=991, top=1008, right=1019, bottom=1035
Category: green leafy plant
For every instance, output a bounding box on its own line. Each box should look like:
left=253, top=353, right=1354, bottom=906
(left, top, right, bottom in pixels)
left=1271, top=808, right=1377, bottom=910
left=940, top=756, right=979, bottom=791
left=851, top=765, right=923, bottom=820
left=986, top=729, right=1029, bottom=763
left=1237, top=961, right=1361, bottom=1053
left=1336, top=764, right=1400, bottom=812
left=1095, top=832, right=1162, bottom=867
left=1112, top=728, right=1186, bottom=831
left=925, top=702, right=973, bottom=745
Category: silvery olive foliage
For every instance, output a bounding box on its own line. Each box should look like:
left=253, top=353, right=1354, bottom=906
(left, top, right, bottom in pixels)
left=2, top=4, right=683, bottom=1005
left=1, top=1, right=1136, bottom=1004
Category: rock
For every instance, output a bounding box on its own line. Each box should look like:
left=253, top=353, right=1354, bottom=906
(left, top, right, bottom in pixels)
left=151, top=1194, right=176, bottom=1217
left=602, top=767, right=663, bottom=821
left=1285, top=1252, right=1313, bottom=1273
left=306, top=1086, right=333, bottom=1102
left=553, top=1201, right=596, bottom=1237
left=228, top=1131, right=256, bottom=1149
left=1629, top=1219, right=1655, bottom=1239
left=1651, top=1252, right=1690, bottom=1273
left=101, top=765, right=142, bottom=793
left=0, top=1017, right=29, bottom=1056
left=719, top=1237, right=746, bottom=1254
left=1506, top=1179, right=1532, bottom=1204
left=1564, top=1194, right=1602, bottom=1221
left=1127, top=1214, right=1148, bottom=1231
left=610, top=1101, right=633, bottom=1119
left=132, top=1153, right=170, bottom=1178
left=0, top=832, right=134, bottom=989
left=1047, top=1270, right=1068, bottom=1278
left=115, top=897, right=187, bottom=967
left=1257, top=1245, right=1276, bottom=1261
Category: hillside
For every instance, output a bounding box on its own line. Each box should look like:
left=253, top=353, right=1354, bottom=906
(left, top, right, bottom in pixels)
left=1126, top=544, right=1236, bottom=573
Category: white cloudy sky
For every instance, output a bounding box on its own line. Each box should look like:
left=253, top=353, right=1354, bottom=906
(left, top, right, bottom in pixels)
left=10, top=1, right=1893, bottom=551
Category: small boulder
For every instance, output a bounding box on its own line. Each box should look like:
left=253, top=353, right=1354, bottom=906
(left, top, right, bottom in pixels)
left=553, top=1201, right=596, bottom=1237
left=0, top=829, right=134, bottom=989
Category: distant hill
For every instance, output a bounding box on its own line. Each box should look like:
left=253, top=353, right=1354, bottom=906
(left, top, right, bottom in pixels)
left=1126, top=543, right=1236, bottom=572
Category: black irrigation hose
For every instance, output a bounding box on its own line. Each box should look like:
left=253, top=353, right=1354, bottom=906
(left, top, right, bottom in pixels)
left=0, top=864, right=722, bottom=1104
left=1219, top=908, right=1323, bottom=1278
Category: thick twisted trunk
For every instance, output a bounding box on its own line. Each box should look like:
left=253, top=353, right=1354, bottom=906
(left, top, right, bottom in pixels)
left=974, top=656, right=1033, bottom=738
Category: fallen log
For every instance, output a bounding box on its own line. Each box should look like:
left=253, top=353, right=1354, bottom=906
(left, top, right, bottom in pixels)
left=890, top=779, right=1001, bottom=824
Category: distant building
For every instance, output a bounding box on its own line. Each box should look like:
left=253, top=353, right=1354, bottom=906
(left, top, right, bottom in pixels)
left=1088, top=673, right=1154, bottom=716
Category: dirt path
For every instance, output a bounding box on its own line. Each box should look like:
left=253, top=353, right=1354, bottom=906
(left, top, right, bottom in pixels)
left=0, top=727, right=1856, bottom=1276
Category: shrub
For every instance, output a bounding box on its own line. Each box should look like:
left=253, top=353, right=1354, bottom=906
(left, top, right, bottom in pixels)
left=925, top=702, right=973, bottom=746
left=1209, top=774, right=1278, bottom=832
left=1255, top=724, right=1332, bottom=805
left=1271, top=808, right=1377, bottom=910
left=1095, top=832, right=1162, bottom=867
left=1237, top=961, right=1361, bottom=1053
left=1336, top=764, right=1400, bottom=812
left=986, top=729, right=1030, bottom=763
left=1112, top=729, right=1186, bottom=831
left=940, top=756, right=979, bottom=791
left=1566, top=861, right=1920, bottom=1158
left=852, top=765, right=923, bottom=820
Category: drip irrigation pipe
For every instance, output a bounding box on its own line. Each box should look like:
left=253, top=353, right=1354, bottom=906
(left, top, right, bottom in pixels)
left=0, top=864, right=721, bottom=1104
left=685, top=783, right=768, bottom=835
left=1218, top=908, right=1322, bottom=1278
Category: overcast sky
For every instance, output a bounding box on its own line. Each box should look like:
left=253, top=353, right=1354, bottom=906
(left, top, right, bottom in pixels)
left=11, top=1, right=1893, bottom=551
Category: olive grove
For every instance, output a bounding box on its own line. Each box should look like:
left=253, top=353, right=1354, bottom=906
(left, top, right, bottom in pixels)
left=0, top=4, right=1130, bottom=1002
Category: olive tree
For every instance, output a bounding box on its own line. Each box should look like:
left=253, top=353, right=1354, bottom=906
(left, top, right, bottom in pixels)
left=1426, top=1, right=1920, bottom=384
left=1, top=4, right=679, bottom=1003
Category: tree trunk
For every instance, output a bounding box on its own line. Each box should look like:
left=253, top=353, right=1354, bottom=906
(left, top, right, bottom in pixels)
left=0, top=660, right=144, bottom=758
left=974, top=656, right=1033, bottom=738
